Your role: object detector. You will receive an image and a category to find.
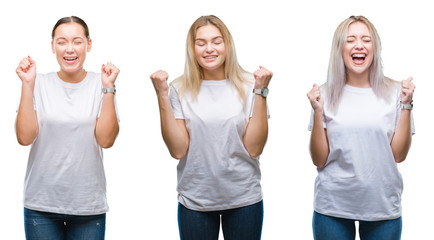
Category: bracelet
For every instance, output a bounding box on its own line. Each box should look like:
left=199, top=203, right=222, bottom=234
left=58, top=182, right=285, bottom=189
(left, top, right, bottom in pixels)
left=400, top=101, right=413, bottom=110
left=102, top=87, right=116, bottom=94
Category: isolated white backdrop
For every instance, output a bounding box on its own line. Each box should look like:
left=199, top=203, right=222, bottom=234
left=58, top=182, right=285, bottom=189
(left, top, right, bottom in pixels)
left=0, top=0, right=432, bottom=239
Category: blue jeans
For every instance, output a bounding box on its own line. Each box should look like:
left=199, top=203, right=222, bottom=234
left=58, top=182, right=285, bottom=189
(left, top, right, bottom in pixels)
left=178, top=200, right=263, bottom=240
left=24, top=208, right=106, bottom=240
left=313, top=211, right=402, bottom=240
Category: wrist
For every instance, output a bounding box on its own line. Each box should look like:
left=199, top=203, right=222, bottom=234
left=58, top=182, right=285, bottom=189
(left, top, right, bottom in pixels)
left=313, top=108, right=324, bottom=116
left=400, top=101, right=413, bottom=110
left=102, top=86, right=116, bottom=95
left=21, top=82, right=35, bottom=91
left=103, top=83, right=115, bottom=88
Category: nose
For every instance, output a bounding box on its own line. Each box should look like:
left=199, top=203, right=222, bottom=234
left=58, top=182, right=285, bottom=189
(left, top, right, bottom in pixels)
left=205, top=43, right=214, bottom=53
left=354, top=39, right=364, bottom=50
left=66, top=42, right=74, bottom=53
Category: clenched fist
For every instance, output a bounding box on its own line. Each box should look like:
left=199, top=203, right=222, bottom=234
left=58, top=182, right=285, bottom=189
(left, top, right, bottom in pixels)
left=150, top=70, right=169, bottom=96
left=307, top=83, right=324, bottom=113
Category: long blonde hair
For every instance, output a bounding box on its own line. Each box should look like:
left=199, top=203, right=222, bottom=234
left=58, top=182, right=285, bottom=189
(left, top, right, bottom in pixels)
left=325, top=15, right=396, bottom=112
left=172, top=15, right=250, bottom=104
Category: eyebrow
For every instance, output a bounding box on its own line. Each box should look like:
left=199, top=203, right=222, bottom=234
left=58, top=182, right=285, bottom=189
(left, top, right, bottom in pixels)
left=347, top=35, right=371, bottom=38
left=195, top=36, right=223, bottom=41
left=55, top=37, right=85, bottom=41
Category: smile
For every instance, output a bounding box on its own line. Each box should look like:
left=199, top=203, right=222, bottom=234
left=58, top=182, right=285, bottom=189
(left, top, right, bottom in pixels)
left=351, top=53, right=366, bottom=65
left=203, top=55, right=218, bottom=62
left=63, top=57, right=78, bottom=64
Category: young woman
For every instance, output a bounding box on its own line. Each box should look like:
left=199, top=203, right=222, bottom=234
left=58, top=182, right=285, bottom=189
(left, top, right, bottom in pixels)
left=307, top=15, right=415, bottom=240
left=150, top=15, right=272, bottom=240
left=16, top=16, right=119, bottom=240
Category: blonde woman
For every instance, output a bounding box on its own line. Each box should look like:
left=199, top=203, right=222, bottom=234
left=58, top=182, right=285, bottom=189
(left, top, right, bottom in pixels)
left=150, top=15, right=272, bottom=240
left=16, top=16, right=119, bottom=239
left=307, top=16, right=415, bottom=240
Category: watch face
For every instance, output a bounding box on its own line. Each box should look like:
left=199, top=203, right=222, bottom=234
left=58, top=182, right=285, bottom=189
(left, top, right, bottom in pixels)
left=262, top=87, right=269, bottom=97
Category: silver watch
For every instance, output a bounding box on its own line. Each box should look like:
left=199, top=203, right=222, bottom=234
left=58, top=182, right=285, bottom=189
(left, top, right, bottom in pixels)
left=401, top=101, right=413, bottom=110
left=253, top=87, right=269, bottom=98
left=102, top=87, right=116, bottom=94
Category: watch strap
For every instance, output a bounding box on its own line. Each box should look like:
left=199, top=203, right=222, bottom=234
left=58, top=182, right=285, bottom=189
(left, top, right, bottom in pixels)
left=102, top=87, right=116, bottom=94
left=401, top=101, right=413, bottom=110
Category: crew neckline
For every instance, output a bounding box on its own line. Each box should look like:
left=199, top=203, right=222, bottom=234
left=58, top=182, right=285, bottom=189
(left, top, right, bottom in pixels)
left=54, top=71, right=89, bottom=88
left=201, top=79, right=229, bottom=85
left=344, top=84, right=373, bottom=94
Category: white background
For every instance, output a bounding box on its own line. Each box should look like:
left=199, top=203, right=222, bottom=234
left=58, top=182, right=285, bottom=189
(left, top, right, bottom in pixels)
left=1, top=0, right=432, bottom=239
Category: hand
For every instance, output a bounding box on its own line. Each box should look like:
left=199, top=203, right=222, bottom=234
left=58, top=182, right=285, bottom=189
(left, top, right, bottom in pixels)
left=400, top=77, right=415, bottom=104
left=307, top=83, right=324, bottom=113
left=16, top=56, right=36, bottom=86
left=150, top=70, right=169, bottom=96
left=253, top=66, right=273, bottom=89
left=101, top=62, right=120, bottom=88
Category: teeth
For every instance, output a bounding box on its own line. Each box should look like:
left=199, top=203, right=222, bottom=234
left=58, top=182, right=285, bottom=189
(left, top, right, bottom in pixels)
left=352, top=54, right=366, bottom=58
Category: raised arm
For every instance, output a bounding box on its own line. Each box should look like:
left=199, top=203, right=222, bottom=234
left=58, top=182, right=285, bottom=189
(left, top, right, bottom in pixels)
left=150, top=70, right=189, bottom=159
left=307, top=84, right=329, bottom=168
left=243, top=66, right=272, bottom=158
left=16, top=56, right=38, bottom=146
left=391, top=77, right=415, bottom=163
left=95, top=62, right=120, bottom=148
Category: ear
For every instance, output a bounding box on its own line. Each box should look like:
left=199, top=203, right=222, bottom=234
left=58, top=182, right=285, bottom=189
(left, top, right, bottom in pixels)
left=51, top=40, right=55, bottom=54
left=87, top=38, right=92, bottom=52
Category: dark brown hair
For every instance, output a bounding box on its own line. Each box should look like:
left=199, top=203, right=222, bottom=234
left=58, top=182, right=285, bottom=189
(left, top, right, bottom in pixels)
left=51, top=16, right=90, bottom=39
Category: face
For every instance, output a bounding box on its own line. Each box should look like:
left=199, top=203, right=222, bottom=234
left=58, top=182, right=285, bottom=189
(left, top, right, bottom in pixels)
left=194, top=24, right=226, bottom=78
left=342, top=21, right=374, bottom=77
left=51, top=22, right=91, bottom=74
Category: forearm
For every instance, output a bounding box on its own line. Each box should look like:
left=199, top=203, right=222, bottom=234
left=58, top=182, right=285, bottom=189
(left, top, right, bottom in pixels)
left=95, top=94, right=119, bottom=148
left=391, top=110, right=412, bottom=163
left=243, top=95, right=268, bottom=158
left=309, top=111, right=329, bottom=168
left=16, top=85, right=38, bottom=145
left=158, top=95, right=189, bottom=159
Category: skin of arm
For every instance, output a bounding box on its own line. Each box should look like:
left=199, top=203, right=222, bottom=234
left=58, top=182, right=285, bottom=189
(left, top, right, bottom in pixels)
left=390, top=77, right=415, bottom=163
left=150, top=70, right=189, bottom=159
left=243, top=66, right=272, bottom=158
left=307, top=84, right=329, bottom=168
left=95, top=62, right=120, bottom=148
left=15, top=56, right=39, bottom=146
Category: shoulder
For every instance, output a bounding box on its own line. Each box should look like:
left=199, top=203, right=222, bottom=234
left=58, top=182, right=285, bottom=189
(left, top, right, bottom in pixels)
left=35, top=72, right=58, bottom=88
left=384, top=77, right=402, bottom=96
left=36, top=72, right=56, bottom=80
left=87, top=71, right=101, bottom=80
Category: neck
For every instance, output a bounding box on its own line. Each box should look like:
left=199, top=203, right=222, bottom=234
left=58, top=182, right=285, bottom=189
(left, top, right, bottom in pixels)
left=346, top=71, right=371, bottom=88
left=203, top=67, right=225, bottom=80
left=57, top=69, right=87, bottom=83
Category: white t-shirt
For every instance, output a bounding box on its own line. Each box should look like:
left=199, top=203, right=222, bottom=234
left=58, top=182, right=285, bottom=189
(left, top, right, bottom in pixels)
left=308, top=84, right=415, bottom=221
left=24, top=72, right=117, bottom=215
left=170, top=76, right=268, bottom=211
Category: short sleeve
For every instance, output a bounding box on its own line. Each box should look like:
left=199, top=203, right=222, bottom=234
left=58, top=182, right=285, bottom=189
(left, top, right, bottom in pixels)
left=169, top=85, right=185, bottom=119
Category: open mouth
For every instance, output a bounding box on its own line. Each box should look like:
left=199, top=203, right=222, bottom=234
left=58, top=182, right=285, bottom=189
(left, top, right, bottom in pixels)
left=63, top=57, right=78, bottom=63
left=203, top=55, right=217, bottom=61
left=351, top=53, right=366, bottom=65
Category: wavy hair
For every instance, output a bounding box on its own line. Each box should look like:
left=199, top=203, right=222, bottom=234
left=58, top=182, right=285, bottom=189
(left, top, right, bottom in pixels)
left=325, top=15, right=396, bottom=112
left=172, top=15, right=250, bottom=104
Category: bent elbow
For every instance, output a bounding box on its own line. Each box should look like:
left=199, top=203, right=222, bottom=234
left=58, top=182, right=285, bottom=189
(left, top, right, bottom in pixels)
left=16, top=133, right=35, bottom=146
left=170, top=151, right=187, bottom=160
left=17, top=137, right=32, bottom=146
left=314, top=162, right=326, bottom=169
left=97, top=137, right=116, bottom=149
left=100, top=141, right=115, bottom=149
left=395, top=156, right=406, bottom=163
left=248, top=149, right=263, bottom=158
